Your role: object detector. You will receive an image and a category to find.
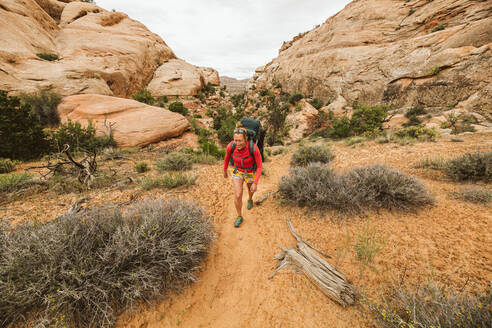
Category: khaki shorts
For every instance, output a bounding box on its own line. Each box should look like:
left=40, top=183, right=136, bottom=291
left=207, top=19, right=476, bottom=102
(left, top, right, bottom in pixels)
left=232, top=168, right=256, bottom=184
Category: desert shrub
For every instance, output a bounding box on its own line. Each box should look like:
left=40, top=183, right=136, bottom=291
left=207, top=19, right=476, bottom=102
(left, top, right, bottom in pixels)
left=288, top=92, right=304, bottom=105
left=168, top=101, right=189, bottom=116
left=290, top=145, right=334, bottom=167
left=415, top=155, right=447, bottom=170
left=0, top=158, right=15, bottom=174
left=198, top=138, right=225, bottom=159
left=259, top=89, right=274, bottom=97
left=0, top=198, right=214, bottom=328
left=309, top=98, right=323, bottom=110
left=431, top=23, right=446, bottom=33
left=131, top=88, right=155, bottom=105
left=0, top=90, right=51, bottom=160
left=328, top=116, right=352, bottom=139
left=347, top=165, right=434, bottom=211
left=405, top=105, right=426, bottom=118
left=272, top=147, right=285, bottom=156
left=367, top=283, right=491, bottom=328
left=354, top=226, right=384, bottom=267
left=231, top=93, right=246, bottom=108
left=402, top=115, right=422, bottom=127
left=193, top=113, right=202, bottom=118
left=0, top=172, right=33, bottom=193
left=445, top=152, right=491, bottom=182
left=266, top=100, right=290, bottom=145
left=36, top=53, right=58, bottom=61
left=99, top=12, right=126, bottom=26
left=452, top=186, right=491, bottom=204
left=345, top=136, right=366, bottom=146
left=394, top=125, right=438, bottom=141
left=441, top=113, right=476, bottom=134
left=350, top=103, right=390, bottom=135
left=278, top=164, right=433, bottom=213
left=155, top=152, right=193, bottom=171
left=20, top=89, right=61, bottom=127
left=201, top=82, right=215, bottom=96
left=311, top=110, right=328, bottom=130
left=50, top=119, right=116, bottom=153
left=134, top=162, right=149, bottom=173
left=140, top=173, right=196, bottom=190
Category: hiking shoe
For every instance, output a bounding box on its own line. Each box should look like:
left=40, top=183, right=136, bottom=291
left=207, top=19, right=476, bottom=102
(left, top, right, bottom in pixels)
left=247, top=199, right=253, bottom=210
left=234, top=216, right=243, bottom=228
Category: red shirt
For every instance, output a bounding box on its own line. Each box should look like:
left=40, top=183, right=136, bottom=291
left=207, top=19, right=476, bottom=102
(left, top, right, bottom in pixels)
left=223, top=141, right=262, bottom=184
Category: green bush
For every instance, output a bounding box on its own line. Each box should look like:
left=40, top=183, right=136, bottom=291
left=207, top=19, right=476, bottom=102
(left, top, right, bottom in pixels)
left=431, top=23, right=446, bottom=33
left=290, top=145, right=335, bottom=167
left=265, top=100, right=290, bottom=146
left=445, top=152, right=491, bottom=182
left=217, top=116, right=236, bottom=145
left=141, top=173, right=197, bottom=190
left=0, top=158, right=15, bottom=174
left=0, top=198, right=214, bottom=328
left=0, top=90, right=51, bottom=160
left=350, top=103, right=389, bottom=135
left=309, top=98, right=323, bottom=110
left=367, top=282, right=491, bottom=328
left=0, top=172, right=33, bottom=193
left=134, top=162, right=149, bottom=173
left=278, top=164, right=433, bottom=214
left=404, top=105, right=426, bottom=118
left=20, top=89, right=61, bottom=127
left=328, top=117, right=352, bottom=139
left=155, top=152, right=193, bottom=171
left=193, top=113, right=202, bottom=118
left=288, top=92, right=303, bottom=105
left=344, top=136, right=366, bottom=146
left=36, top=53, right=59, bottom=61
left=231, top=93, right=246, bottom=108
left=131, top=88, right=155, bottom=105
left=441, top=113, right=476, bottom=134
left=201, top=82, right=215, bottom=96
left=452, top=186, right=491, bottom=204
left=394, top=125, right=438, bottom=141
left=50, top=119, right=116, bottom=153
left=198, top=138, right=225, bottom=159
left=168, top=101, right=189, bottom=116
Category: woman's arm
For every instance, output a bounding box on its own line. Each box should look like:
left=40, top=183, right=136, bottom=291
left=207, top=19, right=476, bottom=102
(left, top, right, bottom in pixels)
left=223, top=142, right=233, bottom=172
left=253, top=146, right=262, bottom=184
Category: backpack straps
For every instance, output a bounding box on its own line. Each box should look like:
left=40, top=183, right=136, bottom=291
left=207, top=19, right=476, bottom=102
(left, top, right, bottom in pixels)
left=230, top=140, right=257, bottom=172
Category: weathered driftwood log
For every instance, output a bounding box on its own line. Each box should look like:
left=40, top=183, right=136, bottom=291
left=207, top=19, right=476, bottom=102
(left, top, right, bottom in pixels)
left=255, top=191, right=277, bottom=205
left=269, top=219, right=357, bottom=306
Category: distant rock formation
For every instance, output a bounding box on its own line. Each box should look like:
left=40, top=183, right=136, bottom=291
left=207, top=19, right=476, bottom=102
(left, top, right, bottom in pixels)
left=220, top=76, right=248, bottom=94
left=254, top=0, right=492, bottom=119
left=58, top=94, right=190, bottom=147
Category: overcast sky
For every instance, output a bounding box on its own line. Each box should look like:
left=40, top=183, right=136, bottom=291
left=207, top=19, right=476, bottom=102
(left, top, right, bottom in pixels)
left=96, top=0, right=351, bottom=79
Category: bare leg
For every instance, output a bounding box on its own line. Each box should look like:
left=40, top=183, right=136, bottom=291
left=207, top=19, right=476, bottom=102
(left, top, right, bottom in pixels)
left=246, top=182, right=254, bottom=201
left=233, top=178, right=244, bottom=217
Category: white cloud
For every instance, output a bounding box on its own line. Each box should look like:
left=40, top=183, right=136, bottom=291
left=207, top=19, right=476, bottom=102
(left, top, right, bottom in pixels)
left=95, top=0, right=351, bottom=78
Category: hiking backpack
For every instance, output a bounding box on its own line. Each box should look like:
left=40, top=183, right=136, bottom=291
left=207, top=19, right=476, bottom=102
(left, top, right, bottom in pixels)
left=229, top=117, right=265, bottom=171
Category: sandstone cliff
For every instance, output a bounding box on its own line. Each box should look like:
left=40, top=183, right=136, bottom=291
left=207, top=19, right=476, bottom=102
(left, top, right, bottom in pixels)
left=254, top=0, right=491, bottom=118
left=0, top=0, right=219, bottom=98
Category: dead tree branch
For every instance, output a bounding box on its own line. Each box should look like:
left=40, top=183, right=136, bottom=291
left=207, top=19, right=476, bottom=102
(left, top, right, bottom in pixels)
left=270, top=219, right=357, bottom=307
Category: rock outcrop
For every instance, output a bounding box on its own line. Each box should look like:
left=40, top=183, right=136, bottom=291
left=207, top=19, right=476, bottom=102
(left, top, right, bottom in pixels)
left=58, top=94, right=190, bottom=147
left=254, top=0, right=492, bottom=119
left=0, top=0, right=218, bottom=98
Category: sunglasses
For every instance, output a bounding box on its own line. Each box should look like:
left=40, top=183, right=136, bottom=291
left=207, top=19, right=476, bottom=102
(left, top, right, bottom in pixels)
left=233, top=129, right=246, bottom=134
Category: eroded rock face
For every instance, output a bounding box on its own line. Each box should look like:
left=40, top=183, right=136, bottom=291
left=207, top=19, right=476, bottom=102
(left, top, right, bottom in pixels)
left=257, top=0, right=492, bottom=118
left=1, top=0, right=175, bottom=97
left=58, top=94, right=190, bottom=147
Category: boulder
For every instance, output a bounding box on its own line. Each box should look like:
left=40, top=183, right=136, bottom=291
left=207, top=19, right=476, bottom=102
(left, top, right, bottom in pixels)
left=285, top=101, right=318, bottom=141
left=58, top=94, right=190, bottom=147
left=59, top=1, right=102, bottom=26
left=199, top=67, right=220, bottom=86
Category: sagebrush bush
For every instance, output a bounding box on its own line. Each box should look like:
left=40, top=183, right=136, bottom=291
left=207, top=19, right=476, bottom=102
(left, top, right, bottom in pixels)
left=394, top=126, right=438, bottom=141
left=278, top=164, right=433, bottom=214
left=0, top=172, right=33, bottom=193
left=0, top=158, right=15, bottom=173
left=20, top=89, right=61, bottom=127
left=452, top=186, right=491, bottom=204
left=367, top=283, right=491, bottom=328
left=131, top=88, right=154, bottom=105
left=168, top=101, right=189, bottom=116
left=350, top=103, right=390, bottom=135
left=0, top=198, right=214, bottom=328
left=134, top=161, right=149, bottom=173
left=0, top=91, right=51, bottom=160
left=290, top=145, right=335, bottom=167
left=140, top=173, right=196, bottom=190
left=309, top=98, right=323, bottom=110
left=445, top=152, right=491, bottom=182
left=155, top=152, right=193, bottom=171
left=415, top=156, right=447, bottom=170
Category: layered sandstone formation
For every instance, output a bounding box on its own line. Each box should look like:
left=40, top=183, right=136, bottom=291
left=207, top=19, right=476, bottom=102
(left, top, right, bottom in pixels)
left=58, top=94, right=190, bottom=147
left=254, top=0, right=492, bottom=118
left=0, top=0, right=219, bottom=98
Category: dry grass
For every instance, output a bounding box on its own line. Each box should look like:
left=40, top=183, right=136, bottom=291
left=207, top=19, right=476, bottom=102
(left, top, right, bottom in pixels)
left=99, top=12, right=126, bottom=27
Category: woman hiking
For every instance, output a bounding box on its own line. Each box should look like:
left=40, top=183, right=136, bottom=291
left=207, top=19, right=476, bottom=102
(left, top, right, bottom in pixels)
left=223, top=122, right=263, bottom=228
